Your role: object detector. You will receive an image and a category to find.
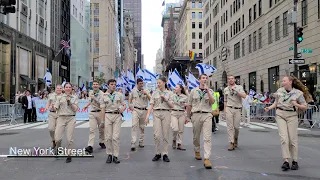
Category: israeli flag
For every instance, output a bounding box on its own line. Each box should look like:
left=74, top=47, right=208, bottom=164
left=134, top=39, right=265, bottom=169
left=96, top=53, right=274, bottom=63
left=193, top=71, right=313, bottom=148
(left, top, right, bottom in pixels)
left=156, top=73, right=160, bottom=79
left=195, top=63, right=217, bottom=76
left=186, top=71, right=200, bottom=90
left=249, top=89, right=256, bottom=97
left=136, top=67, right=146, bottom=81
left=102, top=84, right=108, bottom=90
left=43, top=68, right=52, bottom=87
left=144, top=69, right=157, bottom=84
left=168, top=69, right=185, bottom=89
left=127, top=69, right=136, bottom=85
left=116, top=76, right=124, bottom=89
left=61, top=78, right=66, bottom=87
left=81, top=83, right=86, bottom=91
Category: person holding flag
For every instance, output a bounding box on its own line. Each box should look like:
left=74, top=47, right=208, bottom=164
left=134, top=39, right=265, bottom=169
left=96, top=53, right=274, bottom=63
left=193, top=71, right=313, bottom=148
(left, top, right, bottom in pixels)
left=185, top=74, right=215, bottom=169
left=128, top=78, right=151, bottom=151
left=83, top=80, right=106, bottom=154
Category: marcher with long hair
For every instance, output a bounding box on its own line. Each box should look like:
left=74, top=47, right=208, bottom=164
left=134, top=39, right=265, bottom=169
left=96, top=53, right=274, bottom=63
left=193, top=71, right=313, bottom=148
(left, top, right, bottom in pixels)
left=265, top=76, right=309, bottom=171
left=171, top=84, right=188, bottom=150
left=54, top=82, right=79, bottom=163
left=145, top=76, right=174, bottom=162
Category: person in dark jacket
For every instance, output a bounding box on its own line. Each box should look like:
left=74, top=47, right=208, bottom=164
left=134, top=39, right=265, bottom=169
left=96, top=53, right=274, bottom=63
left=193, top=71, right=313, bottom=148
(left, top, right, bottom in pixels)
left=22, top=90, right=33, bottom=123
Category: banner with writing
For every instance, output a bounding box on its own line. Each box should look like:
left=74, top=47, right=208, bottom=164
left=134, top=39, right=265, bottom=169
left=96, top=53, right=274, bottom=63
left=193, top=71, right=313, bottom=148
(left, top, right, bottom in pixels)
left=35, top=100, right=152, bottom=121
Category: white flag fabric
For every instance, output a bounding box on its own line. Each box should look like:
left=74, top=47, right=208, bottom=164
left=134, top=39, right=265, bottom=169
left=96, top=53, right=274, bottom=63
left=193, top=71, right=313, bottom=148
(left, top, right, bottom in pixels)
left=61, top=78, right=66, bottom=87
left=195, top=63, right=216, bottom=76
left=186, top=71, right=200, bottom=90
left=168, top=69, right=185, bottom=89
left=81, top=83, right=86, bottom=91
left=136, top=67, right=146, bottom=81
left=43, top=68, right=52, bottom=87
left=144, top=69, right=157, bottom=84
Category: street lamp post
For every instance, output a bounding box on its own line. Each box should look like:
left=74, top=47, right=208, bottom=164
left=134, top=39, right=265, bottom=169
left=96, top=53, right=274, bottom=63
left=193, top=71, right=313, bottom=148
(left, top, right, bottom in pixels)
left=92, top=54, right=110, bottom=80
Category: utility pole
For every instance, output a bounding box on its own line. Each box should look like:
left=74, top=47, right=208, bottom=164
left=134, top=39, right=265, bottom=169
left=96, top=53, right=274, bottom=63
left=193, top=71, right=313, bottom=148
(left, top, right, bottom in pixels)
left=293, top=0, right=298, bottom=77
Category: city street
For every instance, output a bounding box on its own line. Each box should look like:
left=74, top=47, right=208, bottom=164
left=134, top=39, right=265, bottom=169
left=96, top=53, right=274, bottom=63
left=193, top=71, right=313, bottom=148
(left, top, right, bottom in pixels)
left=0, top=120, right=320, bottom=180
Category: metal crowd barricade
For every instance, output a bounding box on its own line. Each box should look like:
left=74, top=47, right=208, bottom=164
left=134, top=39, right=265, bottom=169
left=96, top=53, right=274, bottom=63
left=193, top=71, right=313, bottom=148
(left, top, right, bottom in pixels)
left=249, top=102, right=275, bottom=122
left=0, top=103, right=23, bottom=125
left=298, top=105, right=320, bottom=128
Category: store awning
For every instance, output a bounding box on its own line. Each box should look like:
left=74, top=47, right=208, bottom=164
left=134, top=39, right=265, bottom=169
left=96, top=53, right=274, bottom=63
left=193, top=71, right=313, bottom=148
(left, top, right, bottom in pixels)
left=20, top=75, right=37, bottom=85
left=38, top=78, right=46, bottom=84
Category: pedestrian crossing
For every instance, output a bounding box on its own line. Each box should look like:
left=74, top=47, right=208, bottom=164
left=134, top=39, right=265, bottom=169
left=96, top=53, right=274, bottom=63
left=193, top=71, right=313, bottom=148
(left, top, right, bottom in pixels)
left=0, top=120, right=310, bottom=131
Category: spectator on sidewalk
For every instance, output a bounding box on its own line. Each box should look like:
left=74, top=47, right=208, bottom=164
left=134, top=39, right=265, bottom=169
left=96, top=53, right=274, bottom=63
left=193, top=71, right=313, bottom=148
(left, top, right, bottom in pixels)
left=32, top=93, right=40, bottom=122
left=242, top=90, right=252, bottom=126
left=0, top=94, right=5, bottom=102
left=22, top=90, right=33, bottom=123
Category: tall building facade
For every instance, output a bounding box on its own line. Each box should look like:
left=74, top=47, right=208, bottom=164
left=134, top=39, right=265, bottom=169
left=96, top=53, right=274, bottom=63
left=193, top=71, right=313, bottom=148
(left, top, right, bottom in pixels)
left=175, top=0, right=203, bottom=57
left=123, top=0, right=141, bottom=73
left=122, top=10, right=135, bottom=71
left=204, top=0, right=320, bottom=95
left=0, top=0, right=54, bottom=102
left=90, top=0, right=117, bottom=80
left=155, top=47, right=163, bottom=74
left=70, top=0, right=90, bottom=86
left=51, top=0, right=71, bottom=83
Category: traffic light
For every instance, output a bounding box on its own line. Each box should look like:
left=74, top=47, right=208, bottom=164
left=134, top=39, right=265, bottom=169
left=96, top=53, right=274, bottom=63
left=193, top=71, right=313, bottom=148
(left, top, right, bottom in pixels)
left=0, top=0, right=16, bottom=14
left=297, top=27, right=304, bottom=44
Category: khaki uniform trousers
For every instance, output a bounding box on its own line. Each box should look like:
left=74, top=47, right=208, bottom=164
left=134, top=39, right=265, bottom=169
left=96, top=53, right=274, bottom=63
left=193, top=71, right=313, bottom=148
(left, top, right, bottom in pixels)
left=226, top=107, right=241, bottom=143
left=153, top=110, right=171, bottom=155
left=105, top=113, right=122, bottom=157
left=171, top=111, right=185, bottom=144
left=55, top=115, right=76, bottom=152
left=276, top=110, right=299, bottom=161
left=192, top=112, right=212, bottom=159
left=88, top=111, right=105, bottom=147
left=131, top=109, right=146, bottom=146
left=48, top=112, right=59, bottom=141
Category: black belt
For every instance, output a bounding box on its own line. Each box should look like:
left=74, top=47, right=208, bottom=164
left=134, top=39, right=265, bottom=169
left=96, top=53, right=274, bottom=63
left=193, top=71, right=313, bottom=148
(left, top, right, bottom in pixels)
left=105, top=111, right=120, bottom=114
left=172, top=109, right=184, bottom=112
left=193, top=111, right=211, bottom=113
left=60, top=115, right=75, bottom=116
left=155, top=109, right=170, bottom=111
left=227, top=106, right=242, bottom=109
left=91, top=110, right=101, bottom=112
left=50, top=111, right=56, bottom=112
left=134, top=107, right=147, bottom=110
left=277, top=107, right=295, bottom=112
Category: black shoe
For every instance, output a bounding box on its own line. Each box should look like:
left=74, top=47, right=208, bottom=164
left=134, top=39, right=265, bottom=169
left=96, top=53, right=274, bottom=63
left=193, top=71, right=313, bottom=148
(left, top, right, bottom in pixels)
left=99, top=143, right=106, bottom=149
left=66, top=157, right=72, bottom=163
left=139, top=145, right=144, bottom=148
left=152, top=154, right=161, bottom=161
left=131, top=147, right=136, bottom=151
left=113, top=156, right=120, bottom=164
left=85, top=146, right=93, bottom=154
left=163, top=154, right=170, bottom=162
left=106, top=155, right=112, bottom=163
left=281, top=161, right=290, bottom=171
left=291, top=161, right=299, bottom=170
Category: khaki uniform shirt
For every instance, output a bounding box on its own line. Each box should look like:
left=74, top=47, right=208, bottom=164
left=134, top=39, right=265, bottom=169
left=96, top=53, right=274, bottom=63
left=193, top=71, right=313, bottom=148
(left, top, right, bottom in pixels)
left=129, top=88, right=150, bottom=109
left=100, top=91, right=126, bottom=112
left=171, top=93, right=188, bottom=111
left=275, top=87, right=307, bottom=110
left=187, top=87, right=214, bottom=113
left=150, top=89, right=172, bottom=110
left=224, top=85, right=244, bottom=108
left=54, top=94, right=79, bottom=116
left=48, top=93, right=61, bottom=111
left=88, top=90, right=103, bottom=111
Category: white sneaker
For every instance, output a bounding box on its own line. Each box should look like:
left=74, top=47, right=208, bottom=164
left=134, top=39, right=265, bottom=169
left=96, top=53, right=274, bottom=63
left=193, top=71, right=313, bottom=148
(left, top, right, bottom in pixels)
left=215, top=127, right=218, bottom=131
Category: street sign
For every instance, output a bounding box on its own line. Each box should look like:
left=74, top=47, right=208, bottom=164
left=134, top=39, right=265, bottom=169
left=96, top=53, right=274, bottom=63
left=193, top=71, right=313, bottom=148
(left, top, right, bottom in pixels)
left=289, top=58, right=305, bottom=64
left=288, top=47, right=313, bottom=53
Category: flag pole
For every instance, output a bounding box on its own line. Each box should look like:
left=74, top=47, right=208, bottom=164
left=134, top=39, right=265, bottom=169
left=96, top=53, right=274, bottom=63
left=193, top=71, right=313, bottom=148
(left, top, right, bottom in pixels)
left=54, top=39, right=70, bottom=60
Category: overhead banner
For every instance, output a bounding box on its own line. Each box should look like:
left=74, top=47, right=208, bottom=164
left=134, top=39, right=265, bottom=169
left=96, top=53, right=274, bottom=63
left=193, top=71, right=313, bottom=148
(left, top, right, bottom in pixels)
left=35, top=100, right=152, bottom=121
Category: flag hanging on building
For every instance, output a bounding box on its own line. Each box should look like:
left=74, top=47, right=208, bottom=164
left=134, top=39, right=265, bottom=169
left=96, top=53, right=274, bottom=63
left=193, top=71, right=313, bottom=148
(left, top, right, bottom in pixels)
left=162, top=0, right=165, bottom=6
left=60, top=40, right=71, bottom=59
left=189, top=50, right=196, bottom=61
left=43, top=68, right=52, bottom=87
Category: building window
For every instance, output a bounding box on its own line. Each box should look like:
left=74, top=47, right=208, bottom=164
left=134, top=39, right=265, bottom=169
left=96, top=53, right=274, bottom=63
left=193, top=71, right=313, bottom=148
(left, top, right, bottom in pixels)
left=213, top=57, right=217, bottom=68
left=258, top=28, right=262, bottom=49
left=242, top=14, right=244, bottom=29
left=192, top=2, right=195, bottom=8
left=230, top=25, right=232, bottom=38
left=302, top=0, right=308, bottom=26
left=38, top=0, right=44, bottom=17
left=192, top=22, right=195, bottom=28
left=199, top=43, right=203, bottom=49
left=199, top=12, right=203, bottom=19
left=249, top=72, right=256, bottom=91
left=226, top=10, right=228, bottom=22
left=318, top=0, right=320, bottom=19
left=226, top=29, right=228, bottom=41
left=192, top=12, right=196, bottom=19
left=20, top=14, right=27, bottom=35
left=269, top=0, right=272, bottom=8
left=283, top=11, right=288, bottom=36
left=234, top=42, right=240, bottom=60
left=199, top=22, right=202, bottom=28
left=94, top=18, right=99, bottom=26
left=199, top=32, right=202, bottom=39
left=253, top=31, right=257, bottom=51
left=242, top=38, right=245, bottom=56
left=199, top=1, right=202, bottom=8
left=94, top=9, right=99, bottom=15
left=259, top=0, right=262, bottom=16
left=268, top=66, right=280, bottom=93
left=275, top=16, right=280, bottom=41
left=38, top=25, right=44, bottom=43
left=192, top=43, right=196, bottom=49
left=235, top=76, right=241, bottom=85
left=268, top=21, right=272, bottom=44
left=73, top=5, right=76, bottom=16
left=253, top=4, right=256, bottom=20
left=230, top=5, right=232, bottom=17
left=192, top=32, right=196, bottom=39
left=248, top=34, right=252, bottom=53
left=249, top=8, right=252, bottom=23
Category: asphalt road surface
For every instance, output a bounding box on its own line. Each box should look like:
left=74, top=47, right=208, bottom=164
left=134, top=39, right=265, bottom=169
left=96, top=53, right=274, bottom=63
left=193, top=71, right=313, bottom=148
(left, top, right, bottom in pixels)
left=0, top=120, right=320, bottom=180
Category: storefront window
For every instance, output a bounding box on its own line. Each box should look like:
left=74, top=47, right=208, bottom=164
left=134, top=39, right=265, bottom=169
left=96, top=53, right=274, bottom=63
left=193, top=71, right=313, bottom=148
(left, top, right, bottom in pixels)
left=249, top=72, right=256, bottom=91
left=268, top=66, right=279, bottom=93
left=235, top=76, right=240, bottom=85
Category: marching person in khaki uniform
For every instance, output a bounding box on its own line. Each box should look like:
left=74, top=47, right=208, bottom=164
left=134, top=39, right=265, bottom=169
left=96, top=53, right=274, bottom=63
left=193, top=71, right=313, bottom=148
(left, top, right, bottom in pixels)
left=83, top=80, right=106, bottom=154
left=54, top=83, right=79, bottom=163
left=100, top=79, right=126, bottom=164
left=224, top=75, right=246, bottom=151
left=186, top=74, right=215, bottom=169
left=171, top=84, right=188, bottom=150
left=145, top=76, right=174, bottom=162
left=45, top=85, right=62, bottom=149
left=265, top=76, right=309, bottom=171
left=128, top=78, right=151, bottom=151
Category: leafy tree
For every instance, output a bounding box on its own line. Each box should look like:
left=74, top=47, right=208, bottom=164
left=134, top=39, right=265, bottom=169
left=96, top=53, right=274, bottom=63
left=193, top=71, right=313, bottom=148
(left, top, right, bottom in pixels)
left=94, top=72, right=106, bottom=85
